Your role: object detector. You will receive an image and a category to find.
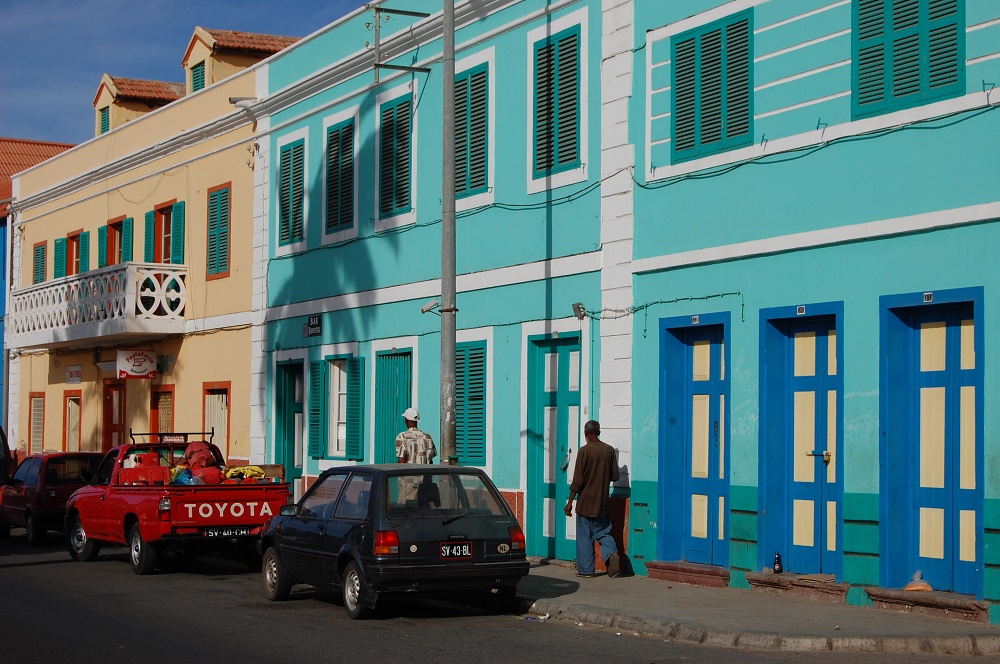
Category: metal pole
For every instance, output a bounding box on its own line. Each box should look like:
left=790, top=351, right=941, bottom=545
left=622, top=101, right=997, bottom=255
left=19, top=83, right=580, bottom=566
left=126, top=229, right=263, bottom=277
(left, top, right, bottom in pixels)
left=440, top=0, right=457, bottom=464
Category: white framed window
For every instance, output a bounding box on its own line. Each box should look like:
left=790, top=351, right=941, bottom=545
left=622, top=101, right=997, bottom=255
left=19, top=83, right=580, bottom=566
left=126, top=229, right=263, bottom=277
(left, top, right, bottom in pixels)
left=322, top=107, right=361, bottom=246
left=274, top=127, right=309, bottom=258
left=525, top=7, right=589, bottom=195
left=375, top=81, right=419, bottom=232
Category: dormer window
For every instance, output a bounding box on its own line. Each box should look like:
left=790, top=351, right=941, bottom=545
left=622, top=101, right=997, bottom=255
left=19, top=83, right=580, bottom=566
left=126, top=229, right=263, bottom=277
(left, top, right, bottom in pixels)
left=99, top=107, right=110, bottom=134
left=191, top=61, right=206, bottom=92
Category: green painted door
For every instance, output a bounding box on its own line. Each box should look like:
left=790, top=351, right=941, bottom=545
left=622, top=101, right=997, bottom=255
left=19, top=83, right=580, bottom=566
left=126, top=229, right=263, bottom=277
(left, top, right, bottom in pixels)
left=277, top=362, right=304, bottom=500
left=374, top=350, right=412, bottom=463
left=527, top=335, right=581, bottom=560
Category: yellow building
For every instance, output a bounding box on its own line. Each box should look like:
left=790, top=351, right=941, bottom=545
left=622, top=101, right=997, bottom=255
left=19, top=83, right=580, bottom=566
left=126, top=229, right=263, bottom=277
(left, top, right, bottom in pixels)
left=7, top=29, right=296, bottom=464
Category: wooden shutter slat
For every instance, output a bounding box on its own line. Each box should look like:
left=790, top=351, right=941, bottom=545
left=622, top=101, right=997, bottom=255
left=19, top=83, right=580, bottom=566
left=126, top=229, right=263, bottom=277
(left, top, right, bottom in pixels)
left=207, top=190, right=219, bottom=274
left=122, top=217, right=134, bottom=262
left=53, top=237, right=67, bottom=279
left=97, top=226, right=108, bottom=269
left=144, top=210, right=155, bottom=262
left=346, top=356, right=364, bottom=460
left=308, top=361, right=326, bottom=458
left=673, top=37, right=698, bottom=152
left=171, top=201, right=185, bottom=264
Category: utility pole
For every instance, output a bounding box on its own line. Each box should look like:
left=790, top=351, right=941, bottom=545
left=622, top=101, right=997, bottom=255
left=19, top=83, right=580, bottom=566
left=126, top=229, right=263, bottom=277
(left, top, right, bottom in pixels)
left=440, top=0, right=457, bottom=464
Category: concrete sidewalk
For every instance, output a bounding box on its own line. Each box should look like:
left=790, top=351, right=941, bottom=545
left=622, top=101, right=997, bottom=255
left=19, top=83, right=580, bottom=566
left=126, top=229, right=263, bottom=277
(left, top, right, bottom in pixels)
left=517, top=560, right=1000, bottom=655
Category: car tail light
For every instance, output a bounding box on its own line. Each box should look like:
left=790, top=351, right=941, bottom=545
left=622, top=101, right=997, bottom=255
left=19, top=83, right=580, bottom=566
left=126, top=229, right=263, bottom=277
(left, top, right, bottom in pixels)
left=158, top=497, right=171, bottom=521
left=509, top=526, right=526, bottom=552
left=374, top=530, right=399, bottom=556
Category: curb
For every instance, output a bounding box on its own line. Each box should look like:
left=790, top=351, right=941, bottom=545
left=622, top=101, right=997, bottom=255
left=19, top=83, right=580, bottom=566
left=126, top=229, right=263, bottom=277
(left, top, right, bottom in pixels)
left=524, top=599, right=1000, bottom=655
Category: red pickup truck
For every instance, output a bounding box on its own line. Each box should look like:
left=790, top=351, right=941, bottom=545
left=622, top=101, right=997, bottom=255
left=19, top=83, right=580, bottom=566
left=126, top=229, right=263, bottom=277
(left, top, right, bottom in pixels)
left=66, top=434, right=290, bottom=574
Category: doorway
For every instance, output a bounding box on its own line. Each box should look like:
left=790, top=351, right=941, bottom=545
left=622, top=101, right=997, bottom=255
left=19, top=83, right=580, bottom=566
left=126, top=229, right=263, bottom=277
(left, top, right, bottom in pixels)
left=102, top=381, right=126, bottom=452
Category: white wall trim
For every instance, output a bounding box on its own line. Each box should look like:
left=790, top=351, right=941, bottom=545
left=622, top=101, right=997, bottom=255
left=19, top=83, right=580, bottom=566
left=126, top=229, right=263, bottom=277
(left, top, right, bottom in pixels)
left=265, top=250, right=599, bottom=322
left=633, top=201, right=1000, bottom=275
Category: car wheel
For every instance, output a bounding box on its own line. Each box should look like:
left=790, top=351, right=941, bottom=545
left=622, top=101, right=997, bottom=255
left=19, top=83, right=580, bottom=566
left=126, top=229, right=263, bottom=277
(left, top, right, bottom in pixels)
left=342, top=561, right=374, bottom=620
left=25, top=510, right=46, bottom=546
left=263, top=547, right=292, bottom=601
left=67, top=515, right=101, bottom=562
left=494, top=584, right=520, bottom=613
left=128, top=523, right=157, bottom=575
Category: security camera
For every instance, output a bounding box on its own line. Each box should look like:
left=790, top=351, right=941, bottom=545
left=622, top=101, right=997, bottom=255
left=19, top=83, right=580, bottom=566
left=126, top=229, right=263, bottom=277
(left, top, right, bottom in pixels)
left=420, top=298, right=440, bottom=314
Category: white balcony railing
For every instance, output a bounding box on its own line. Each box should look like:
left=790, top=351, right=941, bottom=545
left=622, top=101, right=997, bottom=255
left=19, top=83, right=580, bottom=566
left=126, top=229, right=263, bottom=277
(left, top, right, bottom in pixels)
left=8, top=263, right=188, bottom=350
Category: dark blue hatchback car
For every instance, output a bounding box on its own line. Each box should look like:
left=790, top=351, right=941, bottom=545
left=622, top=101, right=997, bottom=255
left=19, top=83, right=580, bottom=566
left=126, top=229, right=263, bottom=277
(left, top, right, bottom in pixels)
left=259, top=464, right=529, bottom=618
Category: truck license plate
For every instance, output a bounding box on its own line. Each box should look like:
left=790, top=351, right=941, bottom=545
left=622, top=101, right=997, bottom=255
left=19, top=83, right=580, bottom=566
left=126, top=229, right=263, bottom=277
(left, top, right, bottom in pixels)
left=440, top=542, right=473, bottom=559
left=205, top=526, right=251, bottom=538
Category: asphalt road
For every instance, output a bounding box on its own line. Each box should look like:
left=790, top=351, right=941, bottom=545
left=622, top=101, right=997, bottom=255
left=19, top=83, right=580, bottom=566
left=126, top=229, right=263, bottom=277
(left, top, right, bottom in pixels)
left=0, top=528, right=986, bottom=663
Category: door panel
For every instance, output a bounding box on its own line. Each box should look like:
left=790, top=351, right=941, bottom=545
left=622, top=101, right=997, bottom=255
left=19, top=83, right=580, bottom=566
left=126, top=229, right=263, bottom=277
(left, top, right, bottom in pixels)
left=374, top=351, right=412, bottom=464
left=527, top=336, right=581, bottom=560
left=785, top=318, right=841, bottom=575
left=277, top=363, right=305, bottom=501
left=911, top=306, right=978, bottom=594
left=682, top=328, right=727, bottom=566
left=102, top=382, right=126, bottom=453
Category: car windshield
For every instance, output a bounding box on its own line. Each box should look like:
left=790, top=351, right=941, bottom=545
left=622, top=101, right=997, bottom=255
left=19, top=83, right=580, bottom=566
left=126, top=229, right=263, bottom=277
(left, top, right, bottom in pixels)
left=45, top=456, right=101, bottom=484
left=384, top=472, right=508, bottom=519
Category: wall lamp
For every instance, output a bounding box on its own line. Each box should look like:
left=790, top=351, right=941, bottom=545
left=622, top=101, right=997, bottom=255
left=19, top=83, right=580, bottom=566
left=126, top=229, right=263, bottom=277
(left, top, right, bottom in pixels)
left=420, top=298, right=441, bottom=315
left=572, top=302, right=586, bottom=320
left=228, top=96, right=258, bottom=110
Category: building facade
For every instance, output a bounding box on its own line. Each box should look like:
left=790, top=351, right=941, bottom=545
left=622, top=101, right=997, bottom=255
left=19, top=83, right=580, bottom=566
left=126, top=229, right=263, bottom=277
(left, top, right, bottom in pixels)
left=6, top=30, right=294, bottom=464
left=626, top=0, right=1000, bottom=619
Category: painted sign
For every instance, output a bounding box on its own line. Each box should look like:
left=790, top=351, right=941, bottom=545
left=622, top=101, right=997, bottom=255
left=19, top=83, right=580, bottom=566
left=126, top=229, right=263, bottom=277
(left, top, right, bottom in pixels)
left=303, top=315, right=322, bottom=338
left=118, top=350, right=157, bottom=379
left=66, top=365, right=82, bottom=384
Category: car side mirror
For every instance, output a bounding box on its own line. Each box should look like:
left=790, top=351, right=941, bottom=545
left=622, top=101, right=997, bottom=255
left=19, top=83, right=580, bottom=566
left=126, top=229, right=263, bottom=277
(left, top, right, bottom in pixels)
left=279, top=504, right=298, bottom=517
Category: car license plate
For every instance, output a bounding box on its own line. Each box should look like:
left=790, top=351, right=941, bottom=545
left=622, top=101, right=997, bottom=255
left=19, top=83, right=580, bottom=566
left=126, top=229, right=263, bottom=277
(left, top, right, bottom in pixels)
left=205, top=526, right=251, bottom=538
left=440, top=542, right=473, bottom=559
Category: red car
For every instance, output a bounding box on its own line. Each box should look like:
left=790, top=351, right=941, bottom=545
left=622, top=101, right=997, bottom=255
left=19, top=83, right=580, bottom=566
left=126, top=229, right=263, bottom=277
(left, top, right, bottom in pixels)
left=0, top=451, right=103, bottom=545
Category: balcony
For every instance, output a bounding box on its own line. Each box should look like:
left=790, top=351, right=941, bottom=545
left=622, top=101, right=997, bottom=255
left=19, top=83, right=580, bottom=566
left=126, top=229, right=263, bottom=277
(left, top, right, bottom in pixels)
left=8, top=263, right=188, bottom=350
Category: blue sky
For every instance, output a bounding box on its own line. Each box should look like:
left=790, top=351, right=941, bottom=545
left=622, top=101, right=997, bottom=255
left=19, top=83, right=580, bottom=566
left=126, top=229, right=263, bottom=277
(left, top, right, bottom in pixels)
left=0, top=0, right=368, bottom=145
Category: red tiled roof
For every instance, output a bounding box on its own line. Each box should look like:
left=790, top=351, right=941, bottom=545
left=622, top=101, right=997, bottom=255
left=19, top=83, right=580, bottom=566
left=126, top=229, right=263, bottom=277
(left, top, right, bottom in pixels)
left=0, top=137, right=75, bottom=216
left=109, top=77, right=185, bottom=103
left=205, top=29, right=299, bottom=54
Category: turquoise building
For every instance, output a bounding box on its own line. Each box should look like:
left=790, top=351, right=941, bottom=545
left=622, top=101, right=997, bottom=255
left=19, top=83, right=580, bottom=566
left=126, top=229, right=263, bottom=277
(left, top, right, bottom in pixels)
left=250, top=0, right=1000, bottom=620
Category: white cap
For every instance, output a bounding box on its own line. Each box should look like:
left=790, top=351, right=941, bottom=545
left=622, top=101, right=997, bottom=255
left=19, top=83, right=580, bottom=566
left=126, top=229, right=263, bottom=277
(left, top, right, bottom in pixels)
left=402, top=407, right=420, bottom=421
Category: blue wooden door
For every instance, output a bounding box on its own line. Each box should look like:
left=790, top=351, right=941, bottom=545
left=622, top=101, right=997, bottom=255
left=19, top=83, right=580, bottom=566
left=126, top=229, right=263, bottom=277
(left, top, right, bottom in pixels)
left=910, top=305, right=979, bottom=594
left=527, top=335, right=581, bottom=560
left=680, top=326, right=728, bottom=566
left=374, top=350, right=412, bottom=464
left=785, top=317, right=842, bottom=576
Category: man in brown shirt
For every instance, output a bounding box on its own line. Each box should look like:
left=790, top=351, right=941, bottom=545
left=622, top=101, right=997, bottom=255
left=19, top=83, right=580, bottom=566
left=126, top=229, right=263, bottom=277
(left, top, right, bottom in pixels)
left=564, top=420, right=621, bottom=578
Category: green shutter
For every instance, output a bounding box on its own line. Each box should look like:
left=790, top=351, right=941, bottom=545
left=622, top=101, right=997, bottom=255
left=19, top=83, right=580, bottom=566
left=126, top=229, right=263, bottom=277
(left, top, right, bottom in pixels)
left=99, top=107, right=110, bottom=135
left=533, top=26, right=581, bottom=176
left=279, top=140, right=304, bottom=245
left=207, top=187, right=230, bottom=275
left=456, top=342, right=487, bottom=465
left=33, top=244, right=46, bottom=284
left=79, top=231, right=90, bottom=272
left=379, top=97, right=411, bottom=218
left=326, top=120, right=354, bottom=232
left=455, top=65, right=489, bottom=198
left=308, top=361, right=327, bottom=458
left=53, top=238, right=67, bottom=279
left=122, top=217, right=134, bottom=262
left=192, top=61, right=205, bottom=92
left=346, top=356, right=365, bottom=461
left=171, top=201, right=185, bottom=264
left=97, top=226, right=108, bottom=268
left=853, top=0, right=962, bottom=118
left=671, top=11, right=752, bottom=163
left=144, top=211, right=155, bottom=262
